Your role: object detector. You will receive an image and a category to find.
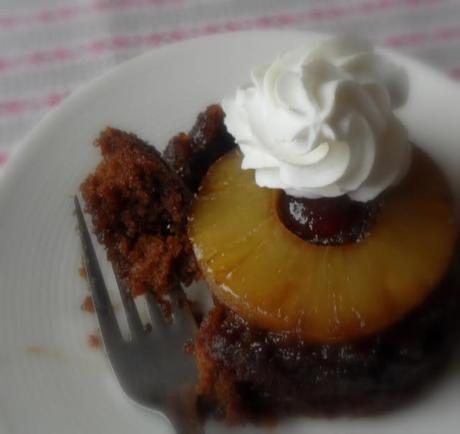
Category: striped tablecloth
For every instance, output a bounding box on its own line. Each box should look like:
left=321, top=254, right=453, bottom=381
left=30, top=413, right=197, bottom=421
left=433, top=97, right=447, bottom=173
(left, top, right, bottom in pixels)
left=1, top=0, right=459, bottom=169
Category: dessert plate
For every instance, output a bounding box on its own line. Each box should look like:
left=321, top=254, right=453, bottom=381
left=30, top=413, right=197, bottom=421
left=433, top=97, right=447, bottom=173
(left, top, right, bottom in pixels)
left=0, top=31, right=459, bottom=434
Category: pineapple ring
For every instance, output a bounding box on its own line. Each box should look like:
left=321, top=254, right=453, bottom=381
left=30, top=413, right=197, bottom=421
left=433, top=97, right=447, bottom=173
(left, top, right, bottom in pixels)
left=189, top=149, right=458, bottom=343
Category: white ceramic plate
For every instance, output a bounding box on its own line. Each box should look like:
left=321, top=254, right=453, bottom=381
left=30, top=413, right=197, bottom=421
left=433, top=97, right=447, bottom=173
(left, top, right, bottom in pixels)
left=1, top=31, right=460, bottom=434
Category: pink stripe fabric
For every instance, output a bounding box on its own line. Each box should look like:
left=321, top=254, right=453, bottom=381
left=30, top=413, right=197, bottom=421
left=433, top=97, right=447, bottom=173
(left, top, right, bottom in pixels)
left=0, top=91, right=70, bottom=117
left=0, top=150, right=8, bottom=166
left=0, top=0, right=431, bottom=30
left=0, top=0, right=183, bottom=29
left=0, top=22, right=459, bottom=77
left=0, top=0, right=458, bottom=166
left=451, top=68, right=460, bottom=80
left=0, top=0, right=449, bottom=75
left=386, top=26, right=460, bottom=47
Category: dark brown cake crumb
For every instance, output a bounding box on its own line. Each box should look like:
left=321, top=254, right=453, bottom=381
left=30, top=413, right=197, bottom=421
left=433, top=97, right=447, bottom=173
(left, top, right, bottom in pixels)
left=26, top=346, right=65, bottom=358
left=81, top=295, right=95, bottom=313
left=163, top=105, right=236, bottom=192
left=184, top=340, right=195, bottom=354
left=87, top=334, right=102, bottom=349
left=195, top=250, right=460, bottom=423
left=80, top=128, right=200, bottom=301
left=79, top=266, right=87, bottom=279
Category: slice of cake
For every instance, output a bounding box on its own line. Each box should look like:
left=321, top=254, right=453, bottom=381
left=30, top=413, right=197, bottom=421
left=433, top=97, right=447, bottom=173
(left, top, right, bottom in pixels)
left=80, top=127, right=199, bottom=302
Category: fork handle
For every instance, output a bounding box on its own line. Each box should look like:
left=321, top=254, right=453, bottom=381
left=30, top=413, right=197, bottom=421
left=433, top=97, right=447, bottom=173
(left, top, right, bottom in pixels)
left=167, top=386, right=205, bottom=434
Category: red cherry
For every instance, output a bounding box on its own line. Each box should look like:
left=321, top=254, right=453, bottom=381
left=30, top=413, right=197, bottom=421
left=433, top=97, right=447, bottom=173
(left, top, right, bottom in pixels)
left=277, top=193, right=382, bottom=245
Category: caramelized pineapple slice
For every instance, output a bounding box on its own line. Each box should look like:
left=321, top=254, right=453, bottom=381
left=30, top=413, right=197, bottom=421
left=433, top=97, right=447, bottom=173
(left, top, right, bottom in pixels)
left=189, top=149, right=457, bottom=342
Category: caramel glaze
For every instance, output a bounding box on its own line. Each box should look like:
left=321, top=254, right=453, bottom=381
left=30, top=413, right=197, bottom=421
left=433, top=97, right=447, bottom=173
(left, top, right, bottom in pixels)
left=196, top=248, right=460, bottom=422
left=164, top=105, right=236, bottom=193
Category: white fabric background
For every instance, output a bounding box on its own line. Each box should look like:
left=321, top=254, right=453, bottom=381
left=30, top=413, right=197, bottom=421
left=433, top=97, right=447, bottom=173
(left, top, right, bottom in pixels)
left=0, top=0, right=459, bottom=167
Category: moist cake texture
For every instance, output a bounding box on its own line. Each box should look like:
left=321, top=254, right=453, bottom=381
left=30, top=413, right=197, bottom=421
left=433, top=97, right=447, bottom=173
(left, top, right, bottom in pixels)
left=80, top=127, right=199, bottom=300
left=195, top=261, right=460, bottom=422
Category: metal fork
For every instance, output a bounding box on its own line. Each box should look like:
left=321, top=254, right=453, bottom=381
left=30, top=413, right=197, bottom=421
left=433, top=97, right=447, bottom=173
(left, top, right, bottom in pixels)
left=74, top=196, right=204, bottom=434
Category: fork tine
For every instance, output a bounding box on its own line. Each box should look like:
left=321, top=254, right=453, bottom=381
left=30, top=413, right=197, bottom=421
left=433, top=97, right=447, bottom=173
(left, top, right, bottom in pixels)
left=74, top=196, right=122, bottom=344
left=145, top=292, right=168, bottom=331
left=114, top=273, right=145, bottom=340
left=170, top=290, right=197, bottom=336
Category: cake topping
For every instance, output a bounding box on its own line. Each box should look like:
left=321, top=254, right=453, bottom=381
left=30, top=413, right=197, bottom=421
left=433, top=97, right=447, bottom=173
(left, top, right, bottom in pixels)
left=222, top=35, right=412, bottom=202
left=190, top=148, right=458, bottom=342
left=277, top=193, right=381, bottom=245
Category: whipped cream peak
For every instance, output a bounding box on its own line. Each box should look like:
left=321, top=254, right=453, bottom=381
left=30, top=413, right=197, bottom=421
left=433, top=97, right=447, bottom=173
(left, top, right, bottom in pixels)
left=222, top=35, right=412, bottom=202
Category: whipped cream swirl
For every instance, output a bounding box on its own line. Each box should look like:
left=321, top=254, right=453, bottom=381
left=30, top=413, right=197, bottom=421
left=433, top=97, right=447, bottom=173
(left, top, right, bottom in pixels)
left=222, top=36, right=411, bottom=202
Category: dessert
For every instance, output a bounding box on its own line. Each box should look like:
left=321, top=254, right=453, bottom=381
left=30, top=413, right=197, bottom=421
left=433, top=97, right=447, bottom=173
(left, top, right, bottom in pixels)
left=80, top=35, right=460, bottom=425
left=80, top=127, right=200, bottom=303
